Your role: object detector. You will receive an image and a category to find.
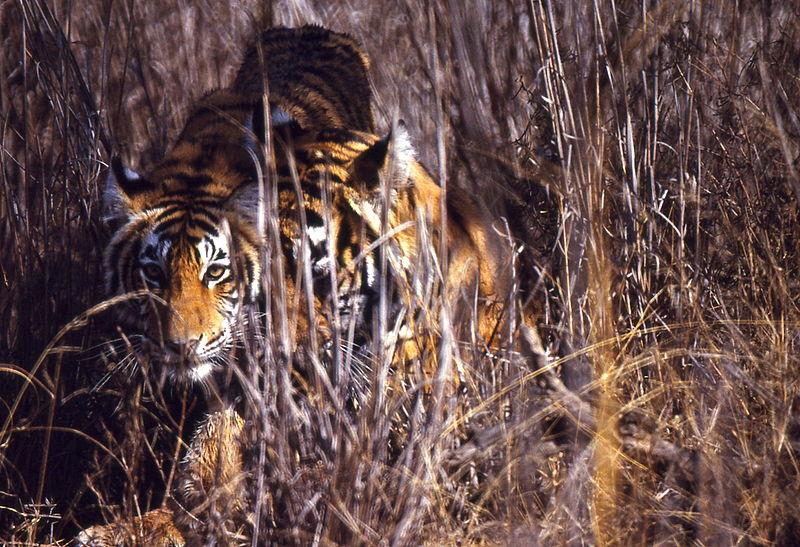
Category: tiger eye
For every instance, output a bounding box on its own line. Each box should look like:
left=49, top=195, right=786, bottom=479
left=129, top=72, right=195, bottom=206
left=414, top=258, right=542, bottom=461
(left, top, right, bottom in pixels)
left=142, top=264, right=163, bottom=280
left=205, top=264, right=228, bottom=282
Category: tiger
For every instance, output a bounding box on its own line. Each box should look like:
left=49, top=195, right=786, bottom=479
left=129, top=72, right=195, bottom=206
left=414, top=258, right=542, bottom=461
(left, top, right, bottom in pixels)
left=78, top=24, right=539, bottom=546
left=101, top=25, right=374, bottom=383
left=77, top=25, right=378, bottom=546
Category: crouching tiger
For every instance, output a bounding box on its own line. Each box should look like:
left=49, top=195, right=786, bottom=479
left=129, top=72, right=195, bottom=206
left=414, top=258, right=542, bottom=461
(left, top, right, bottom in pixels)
left=77, top=25, right=544, bottom=546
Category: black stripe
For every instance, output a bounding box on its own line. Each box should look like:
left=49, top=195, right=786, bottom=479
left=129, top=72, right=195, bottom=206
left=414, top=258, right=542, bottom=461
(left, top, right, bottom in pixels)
left=316, top=127, right=370, bottom=147
left=228, top=151, right=260, bottom=178
left=304, top=181, right=324, bottom=199
left=189, top=217, right=220, bottom=237
left=336, top=219, right=352, bottom=261
left=153, top=216, right=185, bottom=234
left=119, top=239, right=142, bottom=292
left=276, top=179, right=325, bottom=200
left=281, top=238, right=297, bottom=274
left=193, top=209, right=222, bottom=225
left=142, top=245, right=158, bottom=261
left=155, top=157, right=190, bottom=171
left=108, top=225, right=144, bottom=287
left=154, top=207, right=183, bottom=223
left=168, top=173, right=214, bottom=187
left=243, top=255, right=255, bottom=300
left=155, top=197, right=220, bottom=209
left=206, top=235, right=217, bottom=259
left=304, top=209, right=324, bottom=227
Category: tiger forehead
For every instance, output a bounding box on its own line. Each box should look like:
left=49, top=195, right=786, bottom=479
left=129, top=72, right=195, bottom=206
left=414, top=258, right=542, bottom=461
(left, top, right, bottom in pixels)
left=140, top=229, right=230, bottom=266
left=152, top=141, right=256, bottom=192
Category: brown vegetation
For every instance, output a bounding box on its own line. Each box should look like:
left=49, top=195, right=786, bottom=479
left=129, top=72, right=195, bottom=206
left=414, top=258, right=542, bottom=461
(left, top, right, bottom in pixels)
left=1, top=0, right=799, bottom=544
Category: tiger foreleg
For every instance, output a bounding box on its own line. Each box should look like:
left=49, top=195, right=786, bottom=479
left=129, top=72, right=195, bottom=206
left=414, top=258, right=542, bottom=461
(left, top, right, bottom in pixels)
left=75, top=408, right=247, bottom=546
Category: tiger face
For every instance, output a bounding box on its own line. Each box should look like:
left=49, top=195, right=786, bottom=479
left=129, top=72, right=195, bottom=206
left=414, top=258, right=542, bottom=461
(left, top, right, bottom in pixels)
left=276, top=123, right=510, bottom=365
left=102, top=157, right=261, bottom=382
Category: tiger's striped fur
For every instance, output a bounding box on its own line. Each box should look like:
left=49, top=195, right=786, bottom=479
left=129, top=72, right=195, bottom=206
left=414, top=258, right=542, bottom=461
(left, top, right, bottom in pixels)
left=90, top=119, right=522, bottom=545
left=274, top=124, right=513, bottom=372
left=234, top=25, right=374, bottom=132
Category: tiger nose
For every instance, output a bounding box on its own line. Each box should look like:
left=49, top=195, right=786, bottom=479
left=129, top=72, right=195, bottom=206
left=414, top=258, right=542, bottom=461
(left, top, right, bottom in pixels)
left=164, top=337, right=201, bottom=354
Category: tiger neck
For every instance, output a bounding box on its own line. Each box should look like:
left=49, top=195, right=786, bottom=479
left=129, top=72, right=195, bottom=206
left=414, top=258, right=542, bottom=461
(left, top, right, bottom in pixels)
left=149, top=89, right=259, bottom=198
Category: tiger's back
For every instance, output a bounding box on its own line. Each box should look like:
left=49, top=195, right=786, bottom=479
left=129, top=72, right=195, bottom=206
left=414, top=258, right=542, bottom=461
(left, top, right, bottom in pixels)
left=234, top=24, right=374, bottom=132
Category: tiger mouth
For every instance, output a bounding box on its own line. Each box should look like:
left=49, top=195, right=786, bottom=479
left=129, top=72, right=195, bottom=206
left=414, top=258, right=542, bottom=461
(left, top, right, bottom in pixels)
left=140, top=338, right=222, bottom=383
left=172, top=360, right=217, bottom=383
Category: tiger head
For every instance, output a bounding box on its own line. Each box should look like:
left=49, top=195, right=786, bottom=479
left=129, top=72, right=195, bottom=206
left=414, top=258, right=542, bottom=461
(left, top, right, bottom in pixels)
left=102, top=156, right=262, bottom=382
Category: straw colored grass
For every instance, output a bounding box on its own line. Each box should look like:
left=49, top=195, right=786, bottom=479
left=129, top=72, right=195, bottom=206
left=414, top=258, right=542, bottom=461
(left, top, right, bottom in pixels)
left=1, top=0, right=799, bottom=544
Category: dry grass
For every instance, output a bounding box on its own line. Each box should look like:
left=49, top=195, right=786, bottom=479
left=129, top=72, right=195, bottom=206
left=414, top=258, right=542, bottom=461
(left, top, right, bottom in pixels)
left=1, top=0, right=799, bottom=544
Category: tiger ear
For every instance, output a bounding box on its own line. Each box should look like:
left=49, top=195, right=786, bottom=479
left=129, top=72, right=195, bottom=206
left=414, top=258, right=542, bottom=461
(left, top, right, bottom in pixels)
left=102, top=157, right=150, bottom=229
left=351, top=121, right=415, bottom=190
left=225, top=181, right=263, bottom=229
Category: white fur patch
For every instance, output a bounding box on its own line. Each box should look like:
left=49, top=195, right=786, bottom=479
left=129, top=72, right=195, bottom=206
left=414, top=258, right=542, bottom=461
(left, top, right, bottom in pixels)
left=365, top=254, right=377, bottom=288
left=188, top=361, right=214, bottom=382
left=314, top=256, right=332, bottom=273
left=388, top=123, right=415, bottom=184
left=306, top=225, right=327, bottom=246
left=122, top=165, right=141, bottom=181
